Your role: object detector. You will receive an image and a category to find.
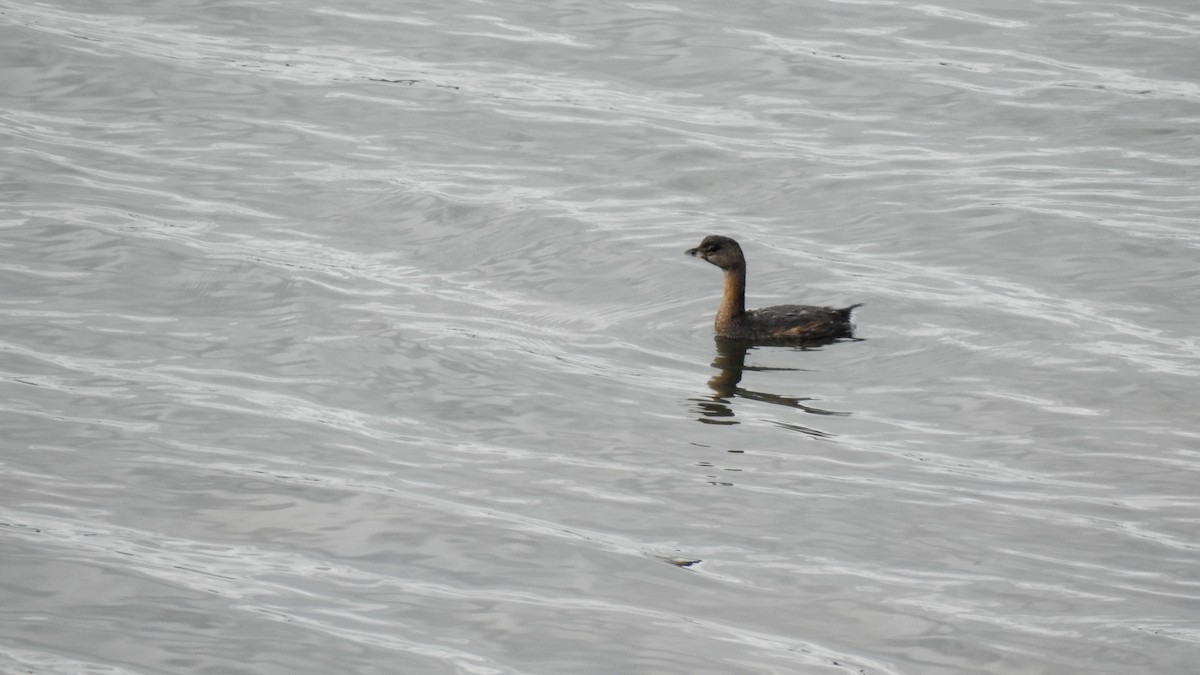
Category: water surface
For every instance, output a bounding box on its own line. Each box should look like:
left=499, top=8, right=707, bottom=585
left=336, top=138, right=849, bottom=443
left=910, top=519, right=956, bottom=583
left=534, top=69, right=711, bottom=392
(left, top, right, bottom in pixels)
left=2, top=0, right=1199, bottom=673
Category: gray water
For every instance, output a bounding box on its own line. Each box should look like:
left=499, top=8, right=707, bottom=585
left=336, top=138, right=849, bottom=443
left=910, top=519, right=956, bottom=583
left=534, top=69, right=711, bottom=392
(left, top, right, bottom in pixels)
left=3, top=0, right=1199, bottom=673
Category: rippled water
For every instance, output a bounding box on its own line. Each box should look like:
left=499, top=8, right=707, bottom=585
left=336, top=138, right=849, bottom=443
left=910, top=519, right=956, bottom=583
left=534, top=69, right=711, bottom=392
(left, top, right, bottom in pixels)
left=3, top=0, right=1199, bottom=673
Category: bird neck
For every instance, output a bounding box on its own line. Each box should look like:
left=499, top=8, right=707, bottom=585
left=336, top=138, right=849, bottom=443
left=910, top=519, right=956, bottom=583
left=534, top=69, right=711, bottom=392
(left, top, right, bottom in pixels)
left=717, top=266, right=747, bottom=329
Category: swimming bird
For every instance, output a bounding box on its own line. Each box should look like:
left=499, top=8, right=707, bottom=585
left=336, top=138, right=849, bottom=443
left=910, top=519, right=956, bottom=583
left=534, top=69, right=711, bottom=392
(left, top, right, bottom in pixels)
left=687, top=234, right=861, bottom=342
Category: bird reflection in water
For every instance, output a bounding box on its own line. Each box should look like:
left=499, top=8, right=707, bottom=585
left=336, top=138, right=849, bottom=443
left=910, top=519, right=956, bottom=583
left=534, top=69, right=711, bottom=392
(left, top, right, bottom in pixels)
left=693, top=336, right=852, bottom=435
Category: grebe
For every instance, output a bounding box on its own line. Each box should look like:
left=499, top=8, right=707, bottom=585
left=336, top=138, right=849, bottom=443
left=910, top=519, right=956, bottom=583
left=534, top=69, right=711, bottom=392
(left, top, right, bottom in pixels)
left=687, top=235, right=861, bottom=342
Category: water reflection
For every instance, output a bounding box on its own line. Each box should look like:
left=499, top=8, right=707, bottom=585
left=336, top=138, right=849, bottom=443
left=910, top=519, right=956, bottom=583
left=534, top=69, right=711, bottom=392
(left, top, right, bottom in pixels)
left=693, top=337, right=851, bottom=433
